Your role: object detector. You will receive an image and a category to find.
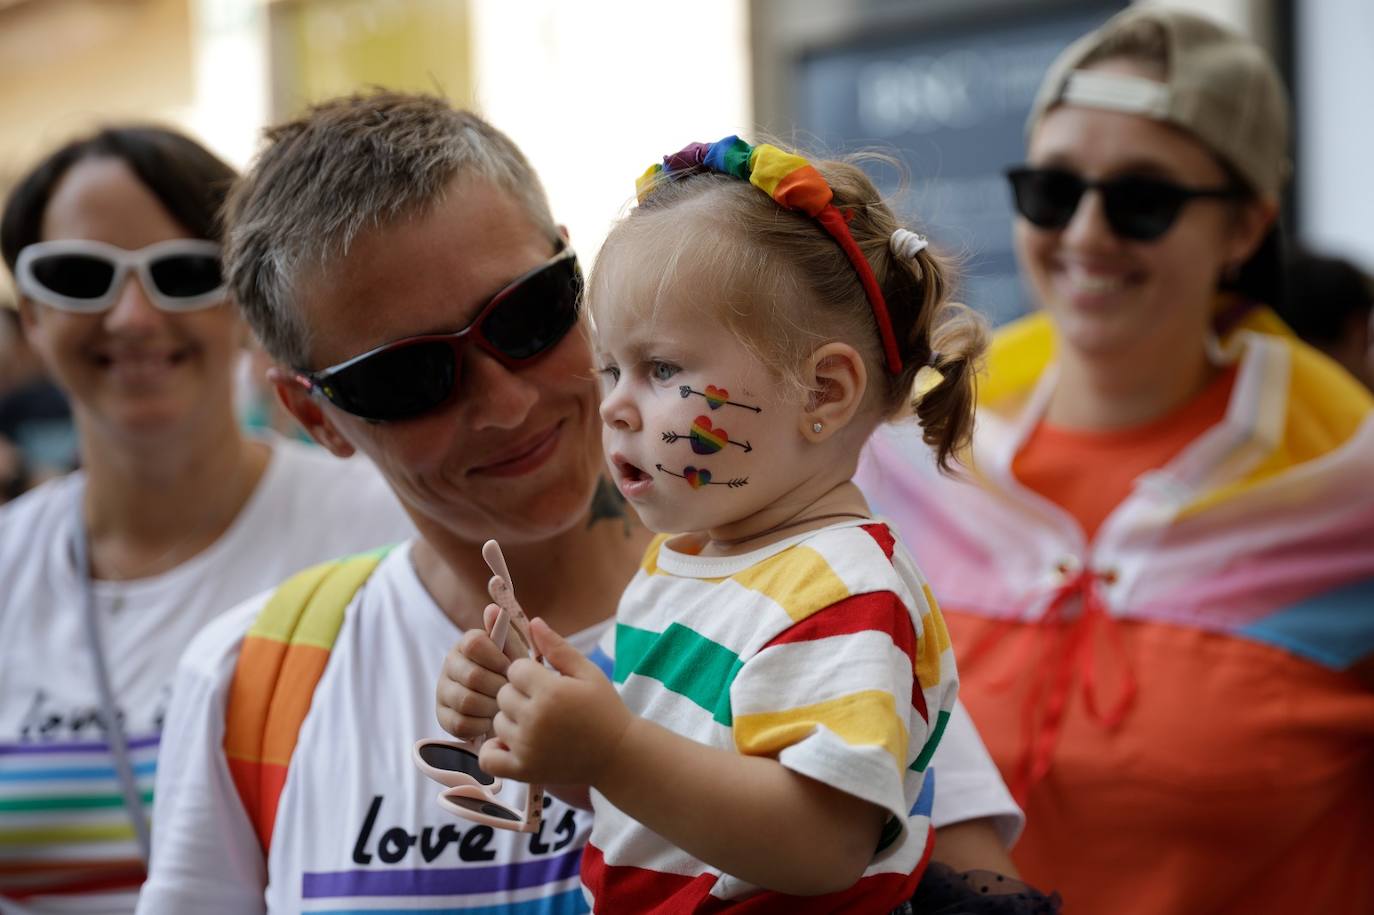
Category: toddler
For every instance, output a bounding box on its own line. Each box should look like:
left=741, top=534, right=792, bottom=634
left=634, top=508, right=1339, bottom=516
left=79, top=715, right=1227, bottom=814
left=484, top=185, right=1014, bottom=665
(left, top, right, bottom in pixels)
left=440, top=136, right=985, bottom=912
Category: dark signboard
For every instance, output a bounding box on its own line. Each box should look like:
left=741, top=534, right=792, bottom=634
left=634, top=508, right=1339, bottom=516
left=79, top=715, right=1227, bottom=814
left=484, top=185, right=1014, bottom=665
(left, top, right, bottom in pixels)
left=790, top=2, right=1123, bottom=323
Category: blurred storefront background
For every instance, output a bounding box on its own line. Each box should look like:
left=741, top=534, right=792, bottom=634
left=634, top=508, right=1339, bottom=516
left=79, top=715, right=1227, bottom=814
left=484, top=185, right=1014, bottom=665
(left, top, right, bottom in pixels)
left=755, top=0, right=1129, bottom=325
left=0, top=0, right=750, bottom=283
left=1, top=0, right=1371, bottom=322
left=753, top=0, right=1373, bottom=323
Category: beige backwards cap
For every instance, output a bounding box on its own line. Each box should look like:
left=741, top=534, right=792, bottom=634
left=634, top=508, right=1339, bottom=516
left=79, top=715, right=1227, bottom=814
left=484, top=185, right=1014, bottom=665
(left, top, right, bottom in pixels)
left=1028, top=6, right=1290, bottom=198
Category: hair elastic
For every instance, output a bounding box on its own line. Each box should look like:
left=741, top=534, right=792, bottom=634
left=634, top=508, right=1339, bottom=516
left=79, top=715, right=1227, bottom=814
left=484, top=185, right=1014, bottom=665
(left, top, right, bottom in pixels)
left=890, top=228, right=929, bottom=260
left=636, top=136, right=904, bottom=376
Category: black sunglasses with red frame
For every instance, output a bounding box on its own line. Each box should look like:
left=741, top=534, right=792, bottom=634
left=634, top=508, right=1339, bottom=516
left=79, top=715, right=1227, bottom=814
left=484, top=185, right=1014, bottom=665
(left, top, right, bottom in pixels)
left=295, top=246, right=583, bottom=422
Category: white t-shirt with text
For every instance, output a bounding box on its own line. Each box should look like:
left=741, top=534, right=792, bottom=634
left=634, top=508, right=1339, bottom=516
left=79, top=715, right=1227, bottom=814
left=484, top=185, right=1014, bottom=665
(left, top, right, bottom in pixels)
left=138, top=543, right=1021, bottom=914
left=0, top=439, right=414, bottom=914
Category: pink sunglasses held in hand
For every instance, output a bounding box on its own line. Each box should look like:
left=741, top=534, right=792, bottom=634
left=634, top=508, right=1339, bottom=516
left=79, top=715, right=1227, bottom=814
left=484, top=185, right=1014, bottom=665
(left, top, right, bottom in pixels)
left=412, top=540, right=545, bottom=832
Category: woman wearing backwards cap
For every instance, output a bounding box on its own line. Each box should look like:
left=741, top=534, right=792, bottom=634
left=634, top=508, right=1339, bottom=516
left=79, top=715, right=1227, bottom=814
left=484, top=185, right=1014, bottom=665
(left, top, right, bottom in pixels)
left=858, top=8, right=1374, bottom=914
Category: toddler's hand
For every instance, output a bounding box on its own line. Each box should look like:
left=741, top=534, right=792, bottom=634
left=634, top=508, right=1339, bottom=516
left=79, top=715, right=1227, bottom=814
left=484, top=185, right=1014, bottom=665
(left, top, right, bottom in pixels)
left=435, top=603, right=522, bottom=740
left=481, top=618, right=633, bottom=786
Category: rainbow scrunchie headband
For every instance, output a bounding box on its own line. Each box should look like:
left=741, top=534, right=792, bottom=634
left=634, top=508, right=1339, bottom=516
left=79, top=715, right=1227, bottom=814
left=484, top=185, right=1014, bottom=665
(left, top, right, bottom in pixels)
left=636, top=136, right=903, bottom=375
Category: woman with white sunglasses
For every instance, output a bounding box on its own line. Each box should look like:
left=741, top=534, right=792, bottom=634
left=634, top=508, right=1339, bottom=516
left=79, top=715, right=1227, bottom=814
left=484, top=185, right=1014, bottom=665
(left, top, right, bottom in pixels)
left=858, top=8, right=1374, bottom=914
left=0, top=126, right=412, bottom=911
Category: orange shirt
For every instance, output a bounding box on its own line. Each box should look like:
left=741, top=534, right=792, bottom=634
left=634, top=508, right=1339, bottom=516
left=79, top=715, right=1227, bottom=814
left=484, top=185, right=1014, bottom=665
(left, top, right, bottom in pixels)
left=946, top=363, right=1374, bottom=914
left=946, top=614, right=1374, bottom=915
left=860, top=313, right=1374, bottom=915
left=1012, top=366, right=1237, bottom=539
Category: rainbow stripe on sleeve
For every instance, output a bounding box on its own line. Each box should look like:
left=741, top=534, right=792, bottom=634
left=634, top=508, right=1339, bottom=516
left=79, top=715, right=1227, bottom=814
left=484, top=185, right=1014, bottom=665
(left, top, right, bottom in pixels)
left=223, top=549, right=387, bottom=851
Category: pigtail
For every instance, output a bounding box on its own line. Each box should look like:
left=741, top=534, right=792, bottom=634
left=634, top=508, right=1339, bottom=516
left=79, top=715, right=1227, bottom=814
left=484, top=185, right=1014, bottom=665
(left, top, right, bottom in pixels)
left=809, top=158, right=988, bottom=472
left=880, top=232, right=986, bottom=474
left=914, top=301, right=986, bottom=473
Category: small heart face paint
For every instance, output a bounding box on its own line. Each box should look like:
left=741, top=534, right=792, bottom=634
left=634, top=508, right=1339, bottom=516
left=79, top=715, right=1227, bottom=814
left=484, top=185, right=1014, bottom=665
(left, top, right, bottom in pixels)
left=689, top=416, right=727, bottom=454
left=679, top=385, right=762, bottom=413
left=656, top=464, right=749, bottom=489
left=661, top=418, right=754, bottom=455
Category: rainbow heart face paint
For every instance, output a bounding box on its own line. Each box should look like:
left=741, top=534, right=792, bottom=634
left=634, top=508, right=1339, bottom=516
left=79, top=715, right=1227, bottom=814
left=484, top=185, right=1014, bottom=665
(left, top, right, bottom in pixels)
left=661, top=418, right=754, bottom=454
left=689, top=416, right=727, bottom=454
left=656, top=464, right=749, bottom=489
left=679, top=385, right=761, bottom=413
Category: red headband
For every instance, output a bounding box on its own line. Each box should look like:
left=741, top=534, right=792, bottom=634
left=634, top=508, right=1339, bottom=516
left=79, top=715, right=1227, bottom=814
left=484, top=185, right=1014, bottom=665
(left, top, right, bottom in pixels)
left=637, top=136, right=904, bottom=375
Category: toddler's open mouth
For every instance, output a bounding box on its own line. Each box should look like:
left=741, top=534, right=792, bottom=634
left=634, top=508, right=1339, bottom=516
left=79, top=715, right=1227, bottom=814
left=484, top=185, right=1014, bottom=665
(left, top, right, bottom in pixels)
left=612, top=456, right=654, bottom=498
left=616, top=458, right=649, bottom=483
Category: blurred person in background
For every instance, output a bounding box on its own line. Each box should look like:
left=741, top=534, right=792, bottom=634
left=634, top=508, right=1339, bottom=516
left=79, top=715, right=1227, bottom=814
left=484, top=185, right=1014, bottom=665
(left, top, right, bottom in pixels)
left=0, top=302, right=75, bottom=500
left=858, top=8, right=1374, bottom=914
left=0, top=436, right=20, bottom=502
left=1277, top=247, right=1374, bottom=390
left=138, top=91, right=1022, bottom=914
left=0, top=126, right=412, bottom=912
left=234, top=339, right=310, bottom=441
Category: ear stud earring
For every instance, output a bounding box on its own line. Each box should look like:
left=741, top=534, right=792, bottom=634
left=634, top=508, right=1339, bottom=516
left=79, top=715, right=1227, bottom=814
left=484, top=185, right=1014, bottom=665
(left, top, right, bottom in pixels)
left=812, top=422, right=823, bottom=434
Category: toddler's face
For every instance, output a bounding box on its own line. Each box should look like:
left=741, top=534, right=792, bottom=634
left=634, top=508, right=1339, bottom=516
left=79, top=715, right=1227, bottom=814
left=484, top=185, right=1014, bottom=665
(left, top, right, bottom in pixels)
left=593, top=297, right=809, bottom=537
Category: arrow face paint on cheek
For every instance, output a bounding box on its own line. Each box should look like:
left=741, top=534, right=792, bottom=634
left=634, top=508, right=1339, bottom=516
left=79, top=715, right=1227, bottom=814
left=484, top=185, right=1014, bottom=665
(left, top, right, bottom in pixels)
left=661, top=419, right=754, bottom=455
left=655, top=464, right=749, bottom=489
left=679, top=385, right=762, bottom=413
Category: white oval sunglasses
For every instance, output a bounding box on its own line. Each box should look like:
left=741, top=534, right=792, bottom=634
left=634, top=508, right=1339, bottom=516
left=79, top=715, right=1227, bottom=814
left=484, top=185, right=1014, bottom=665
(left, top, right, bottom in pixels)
left=15, top=238, right=227, bottom=313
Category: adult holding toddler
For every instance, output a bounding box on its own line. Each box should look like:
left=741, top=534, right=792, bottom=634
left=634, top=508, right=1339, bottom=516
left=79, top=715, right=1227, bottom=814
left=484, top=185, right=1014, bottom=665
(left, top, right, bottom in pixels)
left=439, top=136, right=1060, bottom=911
left=138, top=95, right=1021, bottom=911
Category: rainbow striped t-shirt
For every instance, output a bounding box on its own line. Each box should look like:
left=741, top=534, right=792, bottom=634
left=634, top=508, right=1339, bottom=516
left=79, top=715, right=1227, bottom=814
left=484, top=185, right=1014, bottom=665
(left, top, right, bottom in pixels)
left=584, top=521, right=956, bottom=912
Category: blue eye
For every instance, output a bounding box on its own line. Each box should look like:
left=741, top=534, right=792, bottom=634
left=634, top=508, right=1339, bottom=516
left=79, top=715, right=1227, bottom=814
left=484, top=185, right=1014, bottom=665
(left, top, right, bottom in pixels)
left=599, top=365, right=620, bottom=382
left=650, top=361, right=679, bottom=382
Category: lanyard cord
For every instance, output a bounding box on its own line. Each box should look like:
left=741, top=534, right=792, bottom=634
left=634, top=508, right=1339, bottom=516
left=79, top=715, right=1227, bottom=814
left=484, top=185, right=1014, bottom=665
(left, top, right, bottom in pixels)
left=72, top=486, right=152, bottom=865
